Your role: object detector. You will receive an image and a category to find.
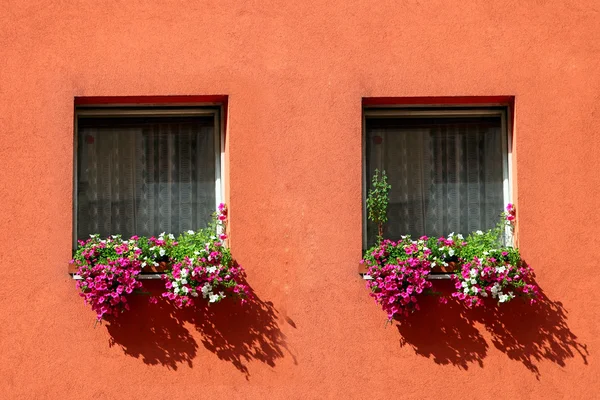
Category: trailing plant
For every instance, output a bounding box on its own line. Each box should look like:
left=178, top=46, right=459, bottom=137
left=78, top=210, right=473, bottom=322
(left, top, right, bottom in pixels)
left=72, top=235, right=144, bottom=321
left=363, top=238, right=434, bottom=319
left=161, top=204, right=251, bottom=307
left=450, top=205, right=538, bottom=307
left=362, top=170, right=538, bottom=320
left=72, top=203, right=249, bottom=321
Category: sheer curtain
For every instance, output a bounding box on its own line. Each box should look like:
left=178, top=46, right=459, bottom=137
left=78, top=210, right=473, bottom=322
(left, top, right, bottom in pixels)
left=366, top=117, right=504, bottom=245
left=77, top=119, right=216, bottom=240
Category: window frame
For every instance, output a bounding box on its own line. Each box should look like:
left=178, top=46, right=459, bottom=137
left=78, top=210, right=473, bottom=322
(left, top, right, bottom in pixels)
left=72, top=105, right=225, bottom=250
left=362, top=105, right=513, bottom=250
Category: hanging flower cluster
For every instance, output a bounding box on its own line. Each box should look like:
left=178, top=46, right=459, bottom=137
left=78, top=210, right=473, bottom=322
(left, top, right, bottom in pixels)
left=363, top=239, right=433, bottom=319
left=72, top=204, right=249, bottom=321
left=362, top=203, right=539, bottom=320
left=162, top=204, right=251, bottom=307
left=72, top=235, right=144, bottom=321
left=450, top=204, right=539, bottom=307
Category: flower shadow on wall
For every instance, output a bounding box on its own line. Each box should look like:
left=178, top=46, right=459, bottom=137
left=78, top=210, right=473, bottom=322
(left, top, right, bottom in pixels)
left=472, top=286, right=589, bottom=379
left=183, top=287, right=298, bottom=379
left=395, top=282, right=488, bottom=370
left=105, top=283, right=197, bottom=370
left=104, top=280, right=295, bottom=377
left=395, top=280, right=589, bottom=379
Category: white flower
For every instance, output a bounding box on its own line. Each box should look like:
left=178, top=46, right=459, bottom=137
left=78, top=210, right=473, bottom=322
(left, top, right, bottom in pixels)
left=481, top=291, right=488, bottom=297
left=194, top=251, right=200, bottom=255
left=476, top=230, right=483, bottom=235
left=168, top=233, right=175, bottom=240
left=191, top=291, right=199, bottom=298
left=159, top=232, right=166, bottom=238
left=159, top=248, right=166, bottom=257
left=470, top=268, right=478, bottom=278
left=363, top=274, right=373, bottom=280
left=172, top=281, right=178, bottom=288
left=470, top=278, right=477, bottom=285
left=457, top=234, right=464, bottom=240
left=141, top=262, right=147, bottom=267
left=471, top=286, right=479, bottom=294
left=207, top=266, right=217, bottom=274
left=448, top=248, right=455, bottom=257
left=209, top=294, right=220, bottom=303
left=181, top=269, right=188, bottom=278
left=461, top=281, right=468, bottom=288
left=181, top=279, right=188, bottom=285
left=448, top=232, right=455, bottom=238
left=191, top=270, right=196, bottom=277
left=463, top=288, right=470, bottom=294
left=219, top=291, right=225, bottom=298
left=182, top=286, right=189, bottom=294
left=153, top=261, right=159, bottom=267
left=495, top=266, right=507, bottom=274
left=201, top=283, right=212, bottom=297
left=187, top=230, right=195, bottom=235
left=498, top=294, right=509, bottom=303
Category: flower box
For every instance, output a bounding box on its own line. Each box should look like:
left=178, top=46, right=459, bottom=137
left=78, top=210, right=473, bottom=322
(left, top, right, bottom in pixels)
left=142, top=260, right=170, bottom=274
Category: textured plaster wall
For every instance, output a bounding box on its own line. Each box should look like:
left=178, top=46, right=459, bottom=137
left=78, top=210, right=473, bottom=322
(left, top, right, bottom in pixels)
left=1, top=0, right=599, bottom=399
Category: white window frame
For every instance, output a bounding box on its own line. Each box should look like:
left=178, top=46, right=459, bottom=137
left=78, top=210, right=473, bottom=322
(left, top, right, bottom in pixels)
left=362, top=106, right=513, bottom=250
left=73, top=105, right=225, bottom=249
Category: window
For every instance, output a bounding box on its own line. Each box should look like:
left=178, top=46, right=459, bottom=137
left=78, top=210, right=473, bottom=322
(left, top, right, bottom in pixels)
left=74, top=106, right=223, bottom=248
left=363, top=107, right=511, bottom=247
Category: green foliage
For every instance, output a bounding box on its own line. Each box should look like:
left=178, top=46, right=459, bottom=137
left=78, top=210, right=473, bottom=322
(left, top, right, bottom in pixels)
left=366, top=169, right=391, bottom=244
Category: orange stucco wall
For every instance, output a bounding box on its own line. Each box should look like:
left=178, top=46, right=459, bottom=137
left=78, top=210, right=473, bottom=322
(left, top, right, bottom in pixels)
left=1, top=1, right=599, bottom=399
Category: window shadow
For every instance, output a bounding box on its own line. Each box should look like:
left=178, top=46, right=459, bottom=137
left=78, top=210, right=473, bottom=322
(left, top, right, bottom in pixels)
left=105, top=285, right=198, bottom=370
left=395, top=290, right=488, bottom=369
left=102, top=280, right=295, bottom=377
left=183, top=285, right=297, bottom=379
left=472, top=285, right=589, bottom=379
left=393, top=278, right=589, bottom=378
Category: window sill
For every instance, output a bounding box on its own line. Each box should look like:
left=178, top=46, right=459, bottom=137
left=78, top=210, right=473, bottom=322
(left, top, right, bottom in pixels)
left=360, top=272, right=453, bottom=280
left=69, top=261, right=169, bottom=280
left=71, top=273, right=164, bottom=280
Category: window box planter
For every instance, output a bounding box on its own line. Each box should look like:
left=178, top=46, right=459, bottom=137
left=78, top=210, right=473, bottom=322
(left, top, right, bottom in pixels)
left=142, top=260, right=170, bottom=274
left=359, top=260, right=458, bottom=275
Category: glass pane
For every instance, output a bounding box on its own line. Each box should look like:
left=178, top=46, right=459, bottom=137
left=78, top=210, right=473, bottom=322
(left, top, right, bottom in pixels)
left=76, top=115, right=216, bottom=241
left=366, top=115, right=505, bottom=246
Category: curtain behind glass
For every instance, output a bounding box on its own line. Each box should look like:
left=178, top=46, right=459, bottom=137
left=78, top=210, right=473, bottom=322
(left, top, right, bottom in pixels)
left=366, top=117, right=504, bottom=246
left=77, top=119, right=215, bottom=240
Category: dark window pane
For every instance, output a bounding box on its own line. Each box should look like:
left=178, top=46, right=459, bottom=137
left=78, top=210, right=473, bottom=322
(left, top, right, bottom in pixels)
left=76, top=116, right=216, bottom=240
left=366, top=115, right=504, bottom=246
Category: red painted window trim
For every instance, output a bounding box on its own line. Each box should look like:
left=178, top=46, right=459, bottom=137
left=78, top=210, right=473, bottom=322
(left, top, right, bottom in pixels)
left=74, top=95, right=227, bottom=106
left=362, top=96, right=514, bottom=106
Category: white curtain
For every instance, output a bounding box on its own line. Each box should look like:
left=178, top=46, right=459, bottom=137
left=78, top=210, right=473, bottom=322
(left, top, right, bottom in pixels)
left=77, top=120, right=215, bottom=240
left=367, top=119, right=504, bottom=244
